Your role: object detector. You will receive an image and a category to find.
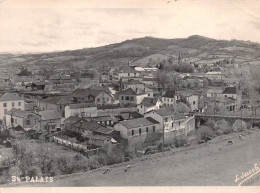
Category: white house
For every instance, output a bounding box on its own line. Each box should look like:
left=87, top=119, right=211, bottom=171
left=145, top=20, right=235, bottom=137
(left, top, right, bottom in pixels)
left=137, top=97, right=163, bottom=115
left=162, top=90, right=178, bottom=108
left=118, top=88, right=150, bottom=105
left=114, top=117, right=161, bottom=149
left=144, top=108, right=193, bottom=141
left=65, top=103, right=98, bottom=118
left=0, top=93, right=25, bottom=122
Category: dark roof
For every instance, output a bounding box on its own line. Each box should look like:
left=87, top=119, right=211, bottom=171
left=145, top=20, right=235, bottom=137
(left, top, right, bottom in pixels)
left=74, top=119, right=104, bottom=131
left=0, top=93, right=23, bottom=102
left=14, top=125, right=24, bottom=132
left=141, top=97, right=161, bottom=107
left=63, top=116, right=81, bottom=124
left=119, top=87, right=152, bottom=95
left=223, top=87, right=237, bottom=94
left=41, top=96, right=71, bottom=105
left=120, top=112, right=144, bottom=120
left=162, top=90, right=176, bottom=98
left=153, top=108, right=175, bottom=117
left=119, top=117, right=159, bottom=129
left=38, top=110, right=62, bottom=120
left=146, top=117, right=160, bottom=124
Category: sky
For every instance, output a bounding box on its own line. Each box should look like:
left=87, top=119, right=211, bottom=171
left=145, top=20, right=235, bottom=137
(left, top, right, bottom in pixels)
left=0, top=0, right=260, bottom=53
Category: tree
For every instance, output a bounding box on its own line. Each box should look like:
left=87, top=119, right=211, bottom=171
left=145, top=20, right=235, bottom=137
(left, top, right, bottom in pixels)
left=175, top=102, right=190, bottom=113
left=203, top=78, right=209, bottom=87
left=18, top=66, right=32, bottom=76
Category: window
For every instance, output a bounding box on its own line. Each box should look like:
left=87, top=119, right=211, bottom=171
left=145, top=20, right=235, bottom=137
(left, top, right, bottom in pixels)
left=146, top=127, right=148, bottom=132
left=4, top=109, right=7, bottom=114
left=225, top=95, right=227, bottom=97
left=139, top=128, right=141, bottom=135
left=107, top=98, right=109, bottom=102
left=60, top=105, right=62, bottom=109
left=26, top=120, right=30, bottom=125
left=11, top=118, right=14, bottom=123
left=121, top=96, right=124, bottom=100
left=126, top=96, right=129, bottom=101
left=179, top=121, right=180, bottom=125
left=132, top=130, right=134, bottom=136
left=165, top=117, right=168, bottom=122
left=193, top=101, right=196, bottom=105
left=172, top=123, right=174, bottom=127
left=141, top=105, right=143, bottom=108
left=171, top=99, right=173, bottom=102
left=130, top=96, right=134, bottom=101
left=148, top=94, right=150, bottom=96
left=12, top=102, right=14, bottom=107
left=3, top=103, right=7, bottom=107
left=153, top=126, right=155, bottom=132
left=97, top=98, right=100, bottom=102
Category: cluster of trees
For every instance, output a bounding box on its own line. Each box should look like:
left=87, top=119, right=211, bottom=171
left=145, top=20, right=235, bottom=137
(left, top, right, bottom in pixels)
left=17, top=66, right=32, bottom=76
left=5, top=140, right=125, bottom=182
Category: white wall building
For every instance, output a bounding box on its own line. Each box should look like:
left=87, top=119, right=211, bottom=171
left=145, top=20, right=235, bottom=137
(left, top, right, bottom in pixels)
left=0, top=93, right=25, bottom=122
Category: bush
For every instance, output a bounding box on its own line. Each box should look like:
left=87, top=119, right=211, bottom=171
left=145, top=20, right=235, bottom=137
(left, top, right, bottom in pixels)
left=173, top=135, right=188, bottom=148
left=233, top=120, right=247, bottom=132
left=26, top=166, right=42, bottom=178
left=157, top=143, right=164, bottom=151
left=197, top=126, right=215, bottom=142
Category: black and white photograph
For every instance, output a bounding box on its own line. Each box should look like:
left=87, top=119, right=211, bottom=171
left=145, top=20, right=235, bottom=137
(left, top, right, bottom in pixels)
left=0, top=0, right=260, bottom=190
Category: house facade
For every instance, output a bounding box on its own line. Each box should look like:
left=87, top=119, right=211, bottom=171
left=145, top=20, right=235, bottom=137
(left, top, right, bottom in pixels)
left=5, top=108, right=41, bottom=130
left=114, top=117, right=161, bottom=150
left=144, top=108, right=193, bottom=142
left=162, top=90, right=178, bottom=108
left=0, top=93, right=25, bottom=122
left=65, top=103, right=98, bottom=118
left=118, top=88, right=149, bottom=105
left=137, top=97, right=163, bottom=115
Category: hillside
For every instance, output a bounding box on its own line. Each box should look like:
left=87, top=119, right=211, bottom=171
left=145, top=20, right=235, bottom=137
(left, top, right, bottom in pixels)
left=1, top=35, right=260, bottom=70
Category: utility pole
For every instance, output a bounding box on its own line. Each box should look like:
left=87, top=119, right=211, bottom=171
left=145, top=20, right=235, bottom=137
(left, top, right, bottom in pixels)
left=162, top=121, right=165, bottom=152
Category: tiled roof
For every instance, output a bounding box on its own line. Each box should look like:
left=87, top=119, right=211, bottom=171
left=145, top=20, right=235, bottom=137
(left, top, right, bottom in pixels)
left=74, top=119, right=102, bottom=131
left=207, top=88, right=224, bottom=94
left=119, top=87, right=152, bottom=95
left=38, top=110, right=62, bottom=120
left=120, top=112, right=144, bottom=120
left=64, top=116, right=82, bottom=124
left=0, top=93, right=23, bottom=102
left=69, top=103, right=97, bottom=109
left=42, top=96, right=71, bottom=105
left=153, top=108, right=175, bottom=117
left=92, top=135, right=112, bottom=141
left=6, top=108, right=29, bottom=118
left=162, top=90, right=176, bottom=98
left=141, top=97, right=161, bottom=107
left=93, top=126, right=114, bottom=135
left=49, top=74, right=71, bottom=80
left=119, top=117, right=159, bottom=129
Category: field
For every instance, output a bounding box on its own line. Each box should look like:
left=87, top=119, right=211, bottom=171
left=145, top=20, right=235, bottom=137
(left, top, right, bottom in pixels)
left=6, top=128, right=260, bottom=186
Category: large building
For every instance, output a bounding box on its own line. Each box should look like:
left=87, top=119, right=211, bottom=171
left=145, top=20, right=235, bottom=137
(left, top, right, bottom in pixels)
left=0, top=93, right=25, bottom=122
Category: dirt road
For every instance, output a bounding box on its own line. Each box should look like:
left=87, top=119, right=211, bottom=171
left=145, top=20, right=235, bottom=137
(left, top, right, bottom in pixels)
left=6, top=129, right=260, bottom=186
